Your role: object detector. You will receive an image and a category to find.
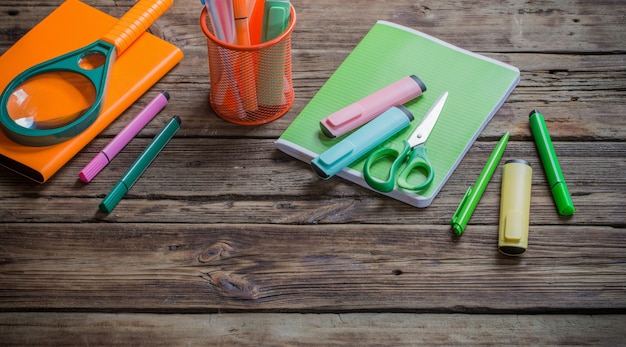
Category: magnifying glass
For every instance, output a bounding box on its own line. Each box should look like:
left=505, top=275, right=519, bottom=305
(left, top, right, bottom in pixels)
left=0, top=0, right=173, bottom=147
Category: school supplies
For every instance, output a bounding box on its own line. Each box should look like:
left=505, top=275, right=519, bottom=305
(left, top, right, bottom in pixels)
left=201, top=0, right=236, bottom=44
left=529, top=110, right=575, bottom=216
left=319, top=75, right=426, bottom=139
left=79, top=91, right=170, bottom=183
left=99, top=116, right=181, bottom=213
left=249, top=0, right=266, bottom=44
left=0, top=0, right=173, bottom=147
left=200, top=4, right=296, bottom=125
left=275, top=21, right=520, bottom=207
left=312, top=106, right=414, bottom=179
left=498, top=159, right=532, bottom=256
left=200, top=0, right=241, bottom=111
left=233, top=0, right=252, bottom=45
left=0, top=0, right=183, bottom=183
left=450, top=132, right=510, bottom=235
left=221, top=0, right=256, bottom=112
left=231, top=0, right=258, bottom=111
left=262, top=0, right=291, bottom=42
left=202, top=0, right=291, bottom=45
left=363, top=92, right=448, bottom=193
left=256, top=0, right=292, bottom=106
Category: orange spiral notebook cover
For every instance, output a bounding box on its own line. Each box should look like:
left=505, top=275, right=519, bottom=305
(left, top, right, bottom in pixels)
left=0, top=0, right=183, bottom=183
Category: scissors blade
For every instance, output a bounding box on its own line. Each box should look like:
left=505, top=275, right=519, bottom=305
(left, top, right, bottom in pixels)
left=407, top=91, right=448, bottom=147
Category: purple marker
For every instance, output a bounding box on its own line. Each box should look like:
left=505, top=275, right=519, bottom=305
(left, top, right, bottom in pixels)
left=78, top=91, right=170, bottom=183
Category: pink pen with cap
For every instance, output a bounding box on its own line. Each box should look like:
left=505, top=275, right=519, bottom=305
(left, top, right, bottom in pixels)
left=319, top=75, right=426, bottom=138
left=78, top=91, right=170, bottom=183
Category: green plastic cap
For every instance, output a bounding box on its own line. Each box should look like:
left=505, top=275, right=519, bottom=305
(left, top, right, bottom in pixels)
left=451, top=223, right=464, bottom=236
left=99, top=182, right=128, bottom=213
left=551, top=183, right=575, bottom=216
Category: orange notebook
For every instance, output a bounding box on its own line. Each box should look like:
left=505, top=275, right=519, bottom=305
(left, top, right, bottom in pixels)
left=0, top=0, right=183, bottom=183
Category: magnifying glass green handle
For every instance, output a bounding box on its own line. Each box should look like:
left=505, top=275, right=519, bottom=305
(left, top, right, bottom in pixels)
left=0, top=0, right=173, bottom=147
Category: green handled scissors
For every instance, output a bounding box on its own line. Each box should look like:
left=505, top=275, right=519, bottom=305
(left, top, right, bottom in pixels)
left=363, top=91, right=448, bottom=193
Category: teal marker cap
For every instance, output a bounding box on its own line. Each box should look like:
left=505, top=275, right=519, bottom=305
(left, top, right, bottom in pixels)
left=99, top=181, right=129, bottom=213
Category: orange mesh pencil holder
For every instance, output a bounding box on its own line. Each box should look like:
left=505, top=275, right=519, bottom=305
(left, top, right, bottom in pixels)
left=200, top=6, right=296, bottom=125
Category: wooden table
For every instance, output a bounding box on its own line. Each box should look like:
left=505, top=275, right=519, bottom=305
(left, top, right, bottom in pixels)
left=1, top=0, right=625, bottom=344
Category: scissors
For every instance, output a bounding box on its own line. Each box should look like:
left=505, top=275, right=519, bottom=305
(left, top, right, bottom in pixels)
left=363, top=91, right=448, bottom=193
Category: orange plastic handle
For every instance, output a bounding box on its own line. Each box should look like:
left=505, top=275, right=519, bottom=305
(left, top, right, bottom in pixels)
left=102, top=0, right=173, bottom=56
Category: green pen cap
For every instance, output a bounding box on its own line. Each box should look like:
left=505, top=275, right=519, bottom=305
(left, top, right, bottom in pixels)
left=552, top=182, right=575, bottom=216
left=452, top=222, right=464, bottom=236
left=99, top=182, right=128, bottom=213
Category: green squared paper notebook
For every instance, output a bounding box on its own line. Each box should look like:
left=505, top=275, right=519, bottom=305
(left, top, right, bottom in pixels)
left=275, top=21, right=520, bottom=207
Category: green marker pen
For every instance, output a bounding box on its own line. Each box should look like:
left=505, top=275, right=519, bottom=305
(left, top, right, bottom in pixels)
left=529, top=110, right=575, bottom=216
left=99, top=116, right=181, bottom=213
left=451, top=132, right=509, bottom=235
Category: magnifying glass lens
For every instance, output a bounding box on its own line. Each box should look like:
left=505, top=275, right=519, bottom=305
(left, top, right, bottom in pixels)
left=7, top=71, right=97, bottom=130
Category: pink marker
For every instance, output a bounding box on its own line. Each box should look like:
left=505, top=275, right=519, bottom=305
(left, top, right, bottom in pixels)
left=78, top=91, right=170, bottom=183
left=319, top=75, right=426, bottom=138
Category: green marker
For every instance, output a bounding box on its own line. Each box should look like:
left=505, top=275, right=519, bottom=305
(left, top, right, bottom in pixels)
left=529, top=110, right=575, bottom=216
left=451, top=132, right=510, bottom=235
left=99, top=116, right=181, bottom=213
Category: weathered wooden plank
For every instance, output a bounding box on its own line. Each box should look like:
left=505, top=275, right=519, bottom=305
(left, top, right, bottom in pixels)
left=292, top=1, right=626, bottom=53
left=0, top=1, right=624, bottom=344
left=1, top=1, right=624, bottom=139
left=83, top=48, right=626, bottom=140
left=2, top=0, right=624, bottom=52
left=0, top=223, right=624, bottom=311
left=0, top=140, right=623, bottom=225
left=1, top=313, right=624, bottom=346
left=4, top=45, right=614, bottom=140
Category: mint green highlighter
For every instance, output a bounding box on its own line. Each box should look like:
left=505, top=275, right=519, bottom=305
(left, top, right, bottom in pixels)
left=261, top=0, right=291, bottom=42
left=311, top=106, right=414, bottom=179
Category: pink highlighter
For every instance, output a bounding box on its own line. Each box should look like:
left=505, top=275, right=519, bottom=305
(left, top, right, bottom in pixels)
left=319, top=75, right=426, bottom=138
left=78, top=91, right=170, bottom=183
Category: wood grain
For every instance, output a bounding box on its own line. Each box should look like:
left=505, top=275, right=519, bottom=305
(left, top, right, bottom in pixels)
left=0, top=0, right=625, bottom=345
left=1, top=223, right=624, bottom=311
left=1, top=313, right=625, bottom=346
left=0, top=140, right=623, bottom=225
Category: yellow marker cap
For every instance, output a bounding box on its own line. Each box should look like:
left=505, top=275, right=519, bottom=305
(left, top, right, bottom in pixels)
left=498, top=159, right=532, bottom=256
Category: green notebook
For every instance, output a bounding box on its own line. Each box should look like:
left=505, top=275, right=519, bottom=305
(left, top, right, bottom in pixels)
left=275, top=21, right=520, bottom=207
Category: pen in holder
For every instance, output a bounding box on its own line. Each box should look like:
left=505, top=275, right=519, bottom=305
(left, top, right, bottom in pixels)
left=200, top=5, right=296, bottom=125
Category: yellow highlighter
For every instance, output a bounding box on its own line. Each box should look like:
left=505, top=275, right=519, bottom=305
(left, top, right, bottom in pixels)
left=498, top=159, right=532, bottom=256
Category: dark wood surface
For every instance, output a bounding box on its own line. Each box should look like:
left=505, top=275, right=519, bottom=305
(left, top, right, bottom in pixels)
left=1, top=0, right=625, bottom=345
